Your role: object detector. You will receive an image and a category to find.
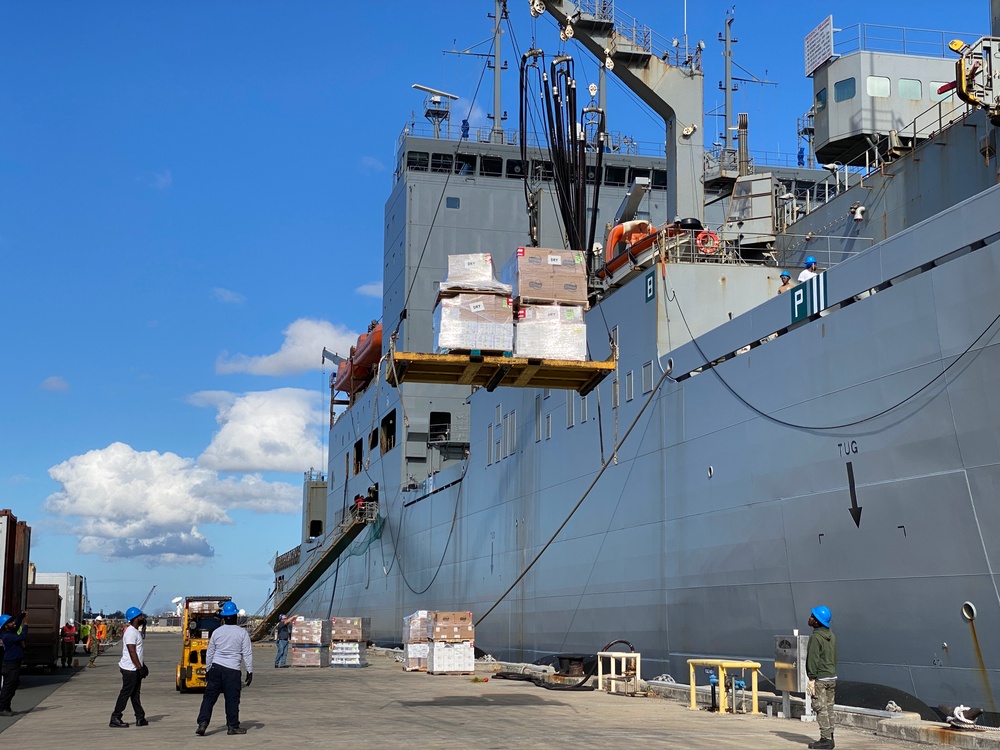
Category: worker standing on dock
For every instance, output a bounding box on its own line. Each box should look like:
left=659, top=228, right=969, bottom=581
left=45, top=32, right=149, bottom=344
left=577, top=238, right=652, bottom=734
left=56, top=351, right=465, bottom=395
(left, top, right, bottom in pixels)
left=89, top=616, right=106, bottom=668
left=196, top=600, right=253, bottom=736
left=60, top=619, right=78, bottom=668
left=806, top=605, right=838, bottom=750
left=109, top=606, right=147, bottom=728
left=273, top=613, right=298, bottom=668
left=0, top=612, right=28, bottom=716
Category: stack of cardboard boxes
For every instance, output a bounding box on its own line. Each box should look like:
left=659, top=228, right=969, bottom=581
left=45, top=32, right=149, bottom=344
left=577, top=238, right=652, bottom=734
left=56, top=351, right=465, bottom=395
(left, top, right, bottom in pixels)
left=329, top=616, right=370, bottom=668
left=402, top=610, right=429, bottom=672
left=289, top=618, right=331, bottom=667
left=502, top=247, right=589, bottom=361
left=426, top=611, right=476, bottom=675
left=434, top=254, right=514, bottom=353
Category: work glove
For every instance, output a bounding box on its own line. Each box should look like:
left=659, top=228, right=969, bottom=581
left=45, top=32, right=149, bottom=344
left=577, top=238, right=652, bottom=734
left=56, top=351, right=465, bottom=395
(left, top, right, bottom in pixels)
left=139, top=664, right=150, bottom=679
left=245, top=672, right=253, bottom=687
left=806, top=679, right=816, bottom=697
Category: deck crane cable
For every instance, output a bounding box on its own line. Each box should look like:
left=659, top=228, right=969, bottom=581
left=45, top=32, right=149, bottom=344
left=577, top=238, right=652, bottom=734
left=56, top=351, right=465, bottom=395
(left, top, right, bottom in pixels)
left=477, top=356, right=670, bottom=626
left=664, top=267, right=1000, bottom=430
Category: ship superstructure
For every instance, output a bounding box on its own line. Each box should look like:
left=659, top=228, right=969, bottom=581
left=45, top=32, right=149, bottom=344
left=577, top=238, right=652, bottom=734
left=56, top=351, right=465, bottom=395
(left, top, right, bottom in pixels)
left=265, top=0, right=1000, bottom=713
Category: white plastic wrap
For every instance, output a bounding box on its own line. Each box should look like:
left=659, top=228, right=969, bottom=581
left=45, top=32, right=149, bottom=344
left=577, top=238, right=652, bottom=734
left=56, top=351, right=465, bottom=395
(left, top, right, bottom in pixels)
left=514, top=305, right=587, bottom=361
left=434, top=293, right=513, bottom=352
left=439, top=253, right=512, bottom=295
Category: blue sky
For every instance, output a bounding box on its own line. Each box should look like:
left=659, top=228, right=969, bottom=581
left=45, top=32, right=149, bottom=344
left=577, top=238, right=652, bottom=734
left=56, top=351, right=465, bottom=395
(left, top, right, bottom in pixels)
left=0, top=1, right=983, bottom=616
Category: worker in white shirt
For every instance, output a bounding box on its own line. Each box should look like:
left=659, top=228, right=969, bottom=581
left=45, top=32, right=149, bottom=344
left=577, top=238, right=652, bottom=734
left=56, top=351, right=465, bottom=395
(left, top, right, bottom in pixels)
left=196, top=601, right=253, bottom=736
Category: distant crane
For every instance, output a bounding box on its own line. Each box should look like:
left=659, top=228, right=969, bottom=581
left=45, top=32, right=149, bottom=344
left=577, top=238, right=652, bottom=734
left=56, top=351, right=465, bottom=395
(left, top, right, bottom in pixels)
left=139, top=585, right=156, bottom=612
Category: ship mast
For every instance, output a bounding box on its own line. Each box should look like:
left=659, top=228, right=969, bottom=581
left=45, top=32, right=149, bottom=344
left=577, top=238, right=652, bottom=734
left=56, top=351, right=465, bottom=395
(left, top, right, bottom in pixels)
left=489, top=0, right=507, bottom=143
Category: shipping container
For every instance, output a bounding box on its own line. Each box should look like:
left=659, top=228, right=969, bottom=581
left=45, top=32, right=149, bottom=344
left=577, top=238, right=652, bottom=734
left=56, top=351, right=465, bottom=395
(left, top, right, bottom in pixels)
left=0, top=509, right=31, bottom=616
left=33, top=572, right=85, bottom=629
left=23, top=583, right=61, bottom=671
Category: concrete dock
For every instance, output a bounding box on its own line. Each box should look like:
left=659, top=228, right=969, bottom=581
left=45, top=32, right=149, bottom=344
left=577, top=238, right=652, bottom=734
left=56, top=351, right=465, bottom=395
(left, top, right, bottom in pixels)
left=2, top=633, right=998, bottom=748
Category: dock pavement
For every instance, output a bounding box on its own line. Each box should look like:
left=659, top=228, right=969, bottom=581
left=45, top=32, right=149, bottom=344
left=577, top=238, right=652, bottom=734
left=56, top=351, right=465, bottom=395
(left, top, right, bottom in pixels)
left=1, top=633, right=998, bottom=748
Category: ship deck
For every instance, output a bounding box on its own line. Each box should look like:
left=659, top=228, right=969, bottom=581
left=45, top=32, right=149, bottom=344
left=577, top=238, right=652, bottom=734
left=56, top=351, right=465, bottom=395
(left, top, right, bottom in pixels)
left=1, top=632, right=995, bottom=748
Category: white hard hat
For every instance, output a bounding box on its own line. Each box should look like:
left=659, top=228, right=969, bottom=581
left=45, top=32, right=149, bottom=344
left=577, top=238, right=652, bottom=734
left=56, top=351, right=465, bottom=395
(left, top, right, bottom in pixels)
left=95, top=616, right=104, bottom=621
left=68, top=619, right=75, bottom=626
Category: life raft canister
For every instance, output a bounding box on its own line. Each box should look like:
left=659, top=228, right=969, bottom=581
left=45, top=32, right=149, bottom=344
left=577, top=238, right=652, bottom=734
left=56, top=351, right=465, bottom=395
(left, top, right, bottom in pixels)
left=696, top=230, right=720, bottom=254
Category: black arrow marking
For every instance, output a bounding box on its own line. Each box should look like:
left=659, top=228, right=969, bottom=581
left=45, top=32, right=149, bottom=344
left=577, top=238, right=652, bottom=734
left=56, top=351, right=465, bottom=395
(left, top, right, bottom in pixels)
left=846, top=461, right=862, bottom=528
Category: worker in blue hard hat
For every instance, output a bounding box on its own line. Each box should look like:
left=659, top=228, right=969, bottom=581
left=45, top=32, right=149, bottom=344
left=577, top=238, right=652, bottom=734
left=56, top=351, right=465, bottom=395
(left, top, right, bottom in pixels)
left=196, top=600, right=253, bottom=736
left=0, top=610, right=28, bottom=716
left=798, top=255, right=820, bottom=283
left=109, top=606, right=148, bottom=728
left=777, top=270, right=794, bottom=295
left=806, top=605, right=838, bottom=749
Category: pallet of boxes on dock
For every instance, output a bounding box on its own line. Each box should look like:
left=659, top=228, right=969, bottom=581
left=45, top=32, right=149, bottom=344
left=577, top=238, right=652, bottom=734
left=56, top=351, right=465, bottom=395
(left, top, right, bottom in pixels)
left=402, top=610, right=429, bottom=672
left=501, top=247, right=589, bottom=361
left=434, top=253, right=513, bottom=354
left=289, top=617, right=331, bottom=668
left=427, top=611, right=476, bottom=676
left=329, top=616, right=370, bottom=668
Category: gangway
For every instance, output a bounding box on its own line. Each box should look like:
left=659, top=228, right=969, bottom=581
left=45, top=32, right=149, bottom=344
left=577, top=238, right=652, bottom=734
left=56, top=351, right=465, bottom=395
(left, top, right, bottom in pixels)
left=249, top=501, right=379, bottom=642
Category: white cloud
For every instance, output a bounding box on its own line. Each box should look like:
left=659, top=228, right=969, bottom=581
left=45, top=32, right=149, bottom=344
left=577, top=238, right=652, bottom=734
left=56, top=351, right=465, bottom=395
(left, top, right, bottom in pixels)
left=215, top=317, right=357, bottom=376
left=40, top=376, right=69, bottom=392
left=360, top=156, right=386, bottom=173
left=152, top=169, right=173, bottom=189
left=45, top=442, right=300, bottom=565
left=191, top=388, right=324, bottom=473
left=213, top=287, right=245, bottom=304
left=356, top=281, right=383, bottom=298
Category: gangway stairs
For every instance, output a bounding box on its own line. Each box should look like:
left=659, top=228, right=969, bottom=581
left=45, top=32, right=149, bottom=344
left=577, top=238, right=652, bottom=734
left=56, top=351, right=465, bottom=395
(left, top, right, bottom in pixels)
left=249, top=501, right=378, bottom=642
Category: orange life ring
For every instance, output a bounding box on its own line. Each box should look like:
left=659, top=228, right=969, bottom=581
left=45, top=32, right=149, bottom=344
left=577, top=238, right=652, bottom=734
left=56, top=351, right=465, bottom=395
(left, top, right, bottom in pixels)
left=696, top=230, right=719, bottom=255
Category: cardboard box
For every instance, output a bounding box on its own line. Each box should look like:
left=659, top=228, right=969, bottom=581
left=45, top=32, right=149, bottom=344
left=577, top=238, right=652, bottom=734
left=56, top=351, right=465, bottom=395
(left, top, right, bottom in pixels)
left=330, top=640, right=368, bottom=667
left=501, top=247, right=588, bottom=306
left=403, top=641, right=429, bottom=672
left=290, top=646, right=329, bottom=668
left=330, top=616, right=370, bottom=642
left=434, top=293, right=513, bottom=353
left=514, top=305, right=587, bottom=361
left=428, top=611, right=475, bottom=642
left=427, top=640, right=475, bottom=674
left=403, top=611, right=429, bottom=643
left=289, top=618, right=331, bottom=645
left=446, top=253, right=497, bottom=286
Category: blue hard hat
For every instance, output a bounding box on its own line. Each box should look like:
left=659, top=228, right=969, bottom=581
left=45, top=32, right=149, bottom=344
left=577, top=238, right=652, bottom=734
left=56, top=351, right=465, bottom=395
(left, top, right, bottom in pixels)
left=220, top=601, right=239, bottom=617
left=125, top=606, right=143, bottom=622
left=805, top=256, right=816, bottom=265
left=780, top=270, right=791, bottom=278
left=0, top=614, right=10, bottom=629
left=811, top=605, right=832, bottom=627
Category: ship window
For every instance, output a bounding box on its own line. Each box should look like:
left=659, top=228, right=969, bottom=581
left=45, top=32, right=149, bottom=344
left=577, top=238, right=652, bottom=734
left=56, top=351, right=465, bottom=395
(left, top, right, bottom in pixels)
left=815, top=87, right=827, bottom=112
left=651, top=169, right=667, bottom=189
left=628, top=167, right=650, bottom=185
left=369, top=429, right=379, bottom=453
left=642, top=361, right=653, bottom=393
left=506, top=410, right=516, bottom=456
left=865, top=76, right=889, bottom=98
left=581, top=393, right=588, bottom=422
left=545, top=413, right=552, bottom=440
left=454, top=153, right=477, bottom=175
left=531, top=159, right=554, bottom=180
left=309, top=520, right=323, bottom=537
left=898, top=78, right=921, bottom=100
left=406, top=151, right=429, bottom=171
left=353, top=439, right=363, bottom=475
left=585, top=163, right=599, bottom=183
left=543, top=388, right=551, bottom=399
left=834, top=77, right=856, bottom=102
left=626, top=371, right=634, bottom=402
left=930, top=81, right=953, bottom=103
left=431, top=153, right=453, bottom=173
left=486, top=424, right=493, bottom=465
left=429, top=412, right=451, bottom=442
left=535, top=395, right=542, bottom=442
left=611, top=378, right=619, bottom=408
left=380, top=410, right=397, bottom=453
left=566, top=391, right=575, bottom=428
left=481, top=156, right=503, bottom=177
left=446, top=197, right=460, bottom=209
left=496, top=404, right=502, bottom=423
left=506, top=159, right=527, bottom=178
left=494, top=430, right=502, bottom=462
left=605, top=165, right=627, bottom=186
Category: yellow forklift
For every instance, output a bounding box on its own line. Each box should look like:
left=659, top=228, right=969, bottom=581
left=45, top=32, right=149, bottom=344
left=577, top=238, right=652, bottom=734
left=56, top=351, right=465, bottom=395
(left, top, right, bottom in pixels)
left=175, top=596, right=231, bottom=692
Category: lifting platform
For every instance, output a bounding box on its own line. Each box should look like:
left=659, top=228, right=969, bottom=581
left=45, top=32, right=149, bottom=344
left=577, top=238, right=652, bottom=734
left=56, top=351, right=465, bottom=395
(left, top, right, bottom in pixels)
left=249, top=502, right=379, bottom=642
left=386, top=352, right=615, bottom=396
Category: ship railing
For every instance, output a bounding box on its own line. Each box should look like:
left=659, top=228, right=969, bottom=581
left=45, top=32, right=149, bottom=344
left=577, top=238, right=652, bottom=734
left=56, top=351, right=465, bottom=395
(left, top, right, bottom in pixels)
left=833, top=23, right=974, bottom=59
left=770, top=234, right=871, bottom=270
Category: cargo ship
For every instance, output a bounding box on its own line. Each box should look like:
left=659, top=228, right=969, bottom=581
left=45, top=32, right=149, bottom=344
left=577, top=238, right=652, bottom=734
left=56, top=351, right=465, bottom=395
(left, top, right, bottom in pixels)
left=263, top=0, right=1000, bottom=712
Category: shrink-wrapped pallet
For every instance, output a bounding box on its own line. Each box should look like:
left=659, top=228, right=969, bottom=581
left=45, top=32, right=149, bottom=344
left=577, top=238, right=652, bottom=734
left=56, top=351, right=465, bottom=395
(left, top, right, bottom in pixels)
left=514, top=305, right=587, bottom=361
left=428, top=611, right=475, bottom=642
left=290, top=646, right=329, bottom=668
left=403, top=610, right=429, bottom=643
left=501, top=247, right=587, bottom=307
left=403, top=642, right=429, bottom=672
left=330, top=616, right=370, bottom=642
left=289, top=617, right=330, bottom=645
left=433, top=293, right=513, bottom=353
left=427, top=640, right=475, bottom=675
left=330, top=640, right=368, bottom=668
left=438, top=253, right=511, bottom=295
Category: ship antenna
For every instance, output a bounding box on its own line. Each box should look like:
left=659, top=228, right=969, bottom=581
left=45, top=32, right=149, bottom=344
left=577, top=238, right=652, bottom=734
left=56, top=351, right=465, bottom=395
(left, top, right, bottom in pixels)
left=488, top=0, right=508, bottom=144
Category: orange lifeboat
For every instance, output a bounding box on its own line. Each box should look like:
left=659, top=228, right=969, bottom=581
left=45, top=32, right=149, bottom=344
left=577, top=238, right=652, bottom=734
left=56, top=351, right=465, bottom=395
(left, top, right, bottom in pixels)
left=333, top=352, right=360, bottom=394
left=599, top=220, right=658, bottom=278
left=352, top=323, right=382, bottom=375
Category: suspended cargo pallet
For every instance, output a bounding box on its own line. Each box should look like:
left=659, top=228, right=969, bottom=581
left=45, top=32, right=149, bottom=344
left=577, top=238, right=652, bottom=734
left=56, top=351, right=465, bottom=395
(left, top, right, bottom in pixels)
left=386, top=351, right=615, bottom=396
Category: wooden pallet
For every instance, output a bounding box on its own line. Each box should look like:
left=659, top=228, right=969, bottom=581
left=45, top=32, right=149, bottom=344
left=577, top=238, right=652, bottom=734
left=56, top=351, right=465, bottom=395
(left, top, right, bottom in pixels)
left=428, top=670, right=476, bottom=676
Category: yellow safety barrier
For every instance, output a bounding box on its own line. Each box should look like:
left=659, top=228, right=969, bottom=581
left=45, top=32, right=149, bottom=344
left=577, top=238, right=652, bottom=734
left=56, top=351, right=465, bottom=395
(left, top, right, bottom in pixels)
left=687, top=659, right=762, bottom=715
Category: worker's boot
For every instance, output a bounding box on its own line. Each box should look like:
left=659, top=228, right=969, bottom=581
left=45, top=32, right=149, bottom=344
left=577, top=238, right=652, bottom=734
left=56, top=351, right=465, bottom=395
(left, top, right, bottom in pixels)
left=807, top=739, right=834, bottom=749
left=109, top=716, right=129, bottom=728
left=196, top=722, right=208, bottom=736
left=227, top=726, right=247, bottom=735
